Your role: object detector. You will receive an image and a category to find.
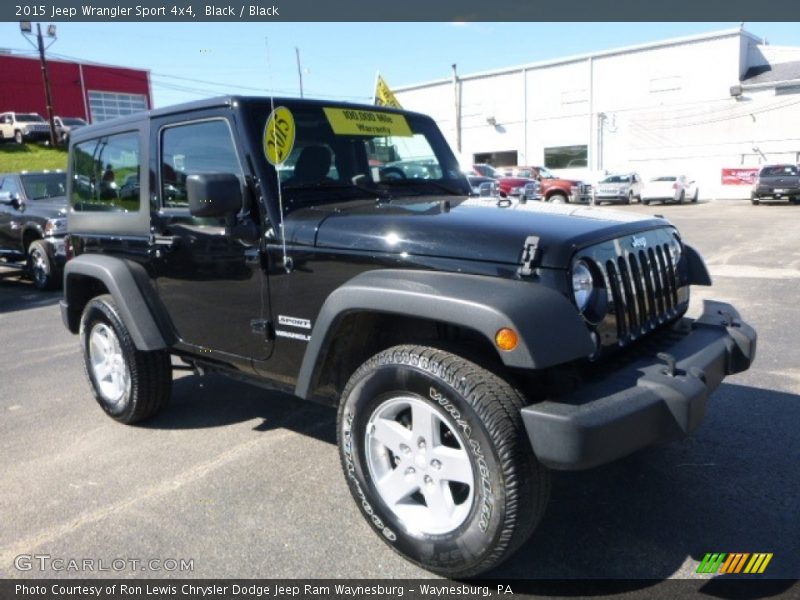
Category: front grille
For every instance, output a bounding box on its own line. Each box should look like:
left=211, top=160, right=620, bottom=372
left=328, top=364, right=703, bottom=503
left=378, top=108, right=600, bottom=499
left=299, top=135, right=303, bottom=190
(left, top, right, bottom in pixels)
left=600, top=242, right=681, bottom=344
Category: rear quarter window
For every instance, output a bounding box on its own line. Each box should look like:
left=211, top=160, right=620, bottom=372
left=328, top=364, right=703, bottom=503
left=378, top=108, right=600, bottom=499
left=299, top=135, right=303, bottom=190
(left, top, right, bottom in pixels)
left=70, top=131, right=141, bottom=212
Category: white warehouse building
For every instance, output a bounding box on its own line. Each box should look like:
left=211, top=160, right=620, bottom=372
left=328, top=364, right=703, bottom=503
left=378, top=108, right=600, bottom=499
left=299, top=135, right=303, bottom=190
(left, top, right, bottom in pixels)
left=393, top=28, right=800, bottom=199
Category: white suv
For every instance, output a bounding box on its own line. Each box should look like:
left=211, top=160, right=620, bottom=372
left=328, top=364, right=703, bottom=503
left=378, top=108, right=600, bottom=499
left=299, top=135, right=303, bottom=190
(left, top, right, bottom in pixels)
left=593, top=172, right=644, bottom=205
left=0, top=112, right=51, bottom=144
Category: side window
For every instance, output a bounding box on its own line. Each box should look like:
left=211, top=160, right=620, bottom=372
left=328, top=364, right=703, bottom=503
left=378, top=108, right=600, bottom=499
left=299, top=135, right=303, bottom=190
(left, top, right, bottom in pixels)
left=71, top=131, right=141, bottom=212
left=0, top=176, right=20, bottom=197
left=160, top=119, right=243, bottom=209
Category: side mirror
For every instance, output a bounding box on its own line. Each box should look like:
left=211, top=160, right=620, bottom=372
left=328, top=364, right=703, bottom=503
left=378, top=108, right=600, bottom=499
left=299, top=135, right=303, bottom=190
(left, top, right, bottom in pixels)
left=0, top=192, right=22, bottom=210
left=187, top=173, right=242, bottom=218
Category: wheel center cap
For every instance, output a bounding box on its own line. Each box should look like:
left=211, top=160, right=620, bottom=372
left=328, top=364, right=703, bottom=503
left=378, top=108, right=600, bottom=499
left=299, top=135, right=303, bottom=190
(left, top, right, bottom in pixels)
left=414, top=454, right=427, bottom=469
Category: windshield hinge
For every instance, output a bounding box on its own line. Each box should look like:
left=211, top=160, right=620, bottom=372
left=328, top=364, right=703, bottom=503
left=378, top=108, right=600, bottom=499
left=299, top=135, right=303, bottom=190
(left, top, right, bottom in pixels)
left=517, top=235, right=541, bottom=277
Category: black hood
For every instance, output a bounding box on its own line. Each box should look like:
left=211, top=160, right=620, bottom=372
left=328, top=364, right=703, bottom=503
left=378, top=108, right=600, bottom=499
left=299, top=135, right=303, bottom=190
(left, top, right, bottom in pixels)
left=22, top=196, right=68, bottom=219
left=285, top=198, right=671, bottom=269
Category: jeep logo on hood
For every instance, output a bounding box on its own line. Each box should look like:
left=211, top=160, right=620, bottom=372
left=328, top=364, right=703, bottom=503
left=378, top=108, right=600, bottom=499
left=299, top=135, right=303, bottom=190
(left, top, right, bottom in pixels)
left=631, top=236, right=647, bottom=249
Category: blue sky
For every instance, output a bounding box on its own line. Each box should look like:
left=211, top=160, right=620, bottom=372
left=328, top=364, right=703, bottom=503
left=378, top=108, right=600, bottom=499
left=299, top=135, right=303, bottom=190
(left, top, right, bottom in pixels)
left=1, top=22, right=797, bottom=107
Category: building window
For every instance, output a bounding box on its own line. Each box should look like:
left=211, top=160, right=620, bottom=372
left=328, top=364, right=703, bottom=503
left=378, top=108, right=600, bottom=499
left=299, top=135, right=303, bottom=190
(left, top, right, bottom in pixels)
left=473, top=151, right=518, bottom=167
left=561, top=89, right=588, bottom=105
left=87, top=91, right=148, bottom=123
left=649, top=76, right=682, bottom=93
left=544, top=145, right=587, bottom=169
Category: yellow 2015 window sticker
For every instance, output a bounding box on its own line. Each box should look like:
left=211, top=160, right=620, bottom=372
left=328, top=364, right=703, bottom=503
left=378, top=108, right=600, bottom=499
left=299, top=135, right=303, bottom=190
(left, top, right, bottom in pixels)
left=323, top=107, right=412, bottom=137
left=263, top=106, right=296, bottom=165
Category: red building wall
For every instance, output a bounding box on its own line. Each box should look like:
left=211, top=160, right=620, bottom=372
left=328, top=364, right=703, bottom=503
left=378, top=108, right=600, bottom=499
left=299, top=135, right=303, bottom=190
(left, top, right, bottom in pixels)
left=0, top=54, right=151, bottom=122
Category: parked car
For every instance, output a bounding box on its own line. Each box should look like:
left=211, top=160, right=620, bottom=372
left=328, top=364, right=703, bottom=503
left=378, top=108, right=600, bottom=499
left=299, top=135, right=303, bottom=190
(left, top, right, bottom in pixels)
left=594, top=172, right=644, bottom=204
left=0, top=112, right=51, bottom=144
left=0, top=170, right=68, bottom=289
left=465, top=174, right=498, bottom=196
left=59, top=96, right=755, bottom=577
left=497, top=165, right=592, bottom=204
left=54, top=116, right=88, bottom=144
left=470, top=163, right=539, bottom=200
left=751, top=164, right=800, bottom=205
left=642, top=175, right=699, bottom=205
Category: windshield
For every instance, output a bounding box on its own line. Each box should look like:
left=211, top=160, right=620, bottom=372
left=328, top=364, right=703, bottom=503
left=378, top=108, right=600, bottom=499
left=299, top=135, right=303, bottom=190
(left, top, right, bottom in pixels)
left=244, top=102, right=470, bottom=210
left=17, top=114, right=45, bottom=123
left=537, top=167, right=554, bottom=179
left=511, top=167, right=534, bottom=178
left=62, top=118, right=86, bottom=126
left=20, top=173, right=66, bottom=199
left=600, top=175, right=631, bottom=183
left=652, top=176, right=676, bottom=182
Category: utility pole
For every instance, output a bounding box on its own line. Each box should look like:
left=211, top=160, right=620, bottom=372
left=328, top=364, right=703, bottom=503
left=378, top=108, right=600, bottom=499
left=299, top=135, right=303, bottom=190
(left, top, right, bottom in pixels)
left=20, top=22, right=58, bottom=146
left=295, top=47, right=304, bottom=98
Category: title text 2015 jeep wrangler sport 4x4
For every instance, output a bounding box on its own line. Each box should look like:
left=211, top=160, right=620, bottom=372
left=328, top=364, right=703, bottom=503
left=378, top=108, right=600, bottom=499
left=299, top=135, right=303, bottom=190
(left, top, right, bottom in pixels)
left=60, top=97, right=756, bottom=577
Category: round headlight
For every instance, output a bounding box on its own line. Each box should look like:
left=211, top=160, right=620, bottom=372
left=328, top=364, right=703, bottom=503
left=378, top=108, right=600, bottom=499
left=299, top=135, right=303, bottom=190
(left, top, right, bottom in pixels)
left=572, top=260, right=594, bottom=311
left=669, top=237, right=683, bottom=266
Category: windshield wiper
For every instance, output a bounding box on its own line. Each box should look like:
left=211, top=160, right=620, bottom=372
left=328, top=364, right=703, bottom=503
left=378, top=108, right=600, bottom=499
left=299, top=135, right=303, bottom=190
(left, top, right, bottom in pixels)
left=380, top=179, right=466, bottom=196
left=282, top=180, right=393, bottom=202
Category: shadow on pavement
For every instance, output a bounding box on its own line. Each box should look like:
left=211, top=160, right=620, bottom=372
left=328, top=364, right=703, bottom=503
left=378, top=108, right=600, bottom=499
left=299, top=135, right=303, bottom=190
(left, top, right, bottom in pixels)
left=142, top=372, right=799, bottom=588
left=490, top=382, right=799, bottom=587
left=142, top=373, right=337, bottom=445
left=0, top=269, right=61, bottom=313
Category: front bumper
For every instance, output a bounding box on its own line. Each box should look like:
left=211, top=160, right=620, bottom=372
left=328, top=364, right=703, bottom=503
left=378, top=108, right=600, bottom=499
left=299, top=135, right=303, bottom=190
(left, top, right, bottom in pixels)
left=43, top=236, right=67, bottom=266
left=23, top=129, right=51, bottom=142
left=594, top=194, right=627, bottom=203
left=570, top=187, right=593, bottom=204
left=521, top=300, right=756, bottom=470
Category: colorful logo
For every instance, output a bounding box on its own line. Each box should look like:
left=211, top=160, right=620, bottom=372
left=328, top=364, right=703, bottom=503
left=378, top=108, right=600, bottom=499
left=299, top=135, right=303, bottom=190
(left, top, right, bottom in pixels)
left=697, top=553, right=773, bottom=574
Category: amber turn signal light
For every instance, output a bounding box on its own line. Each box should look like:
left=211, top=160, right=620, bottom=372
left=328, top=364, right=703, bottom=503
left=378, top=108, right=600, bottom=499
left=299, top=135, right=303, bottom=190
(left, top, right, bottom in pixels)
left=495, top=328, right=519, bottom=351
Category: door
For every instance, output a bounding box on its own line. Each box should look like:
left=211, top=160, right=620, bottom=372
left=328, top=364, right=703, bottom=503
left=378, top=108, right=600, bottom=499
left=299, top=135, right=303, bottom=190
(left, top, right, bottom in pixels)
left=150, top=115, right=272, bottom=363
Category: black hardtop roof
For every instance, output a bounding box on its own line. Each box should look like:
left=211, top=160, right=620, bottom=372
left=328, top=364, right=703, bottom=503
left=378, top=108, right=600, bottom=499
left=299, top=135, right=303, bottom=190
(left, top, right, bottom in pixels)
left=70, top=96, right=428, bottom=141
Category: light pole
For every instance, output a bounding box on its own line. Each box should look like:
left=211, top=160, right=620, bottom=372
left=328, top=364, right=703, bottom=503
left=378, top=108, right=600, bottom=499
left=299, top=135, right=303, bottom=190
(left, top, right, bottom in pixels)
left=20, top=21, right=58, bottom=147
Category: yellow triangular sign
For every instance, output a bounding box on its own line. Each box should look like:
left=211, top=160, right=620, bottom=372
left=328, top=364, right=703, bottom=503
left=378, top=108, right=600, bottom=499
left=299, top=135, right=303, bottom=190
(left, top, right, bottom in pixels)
left=374, top=74, right=402, bottom=109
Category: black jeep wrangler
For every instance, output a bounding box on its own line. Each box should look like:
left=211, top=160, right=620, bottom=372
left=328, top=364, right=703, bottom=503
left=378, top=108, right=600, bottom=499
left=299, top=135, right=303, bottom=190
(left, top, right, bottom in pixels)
left=60, top=97, right=756, bottom=577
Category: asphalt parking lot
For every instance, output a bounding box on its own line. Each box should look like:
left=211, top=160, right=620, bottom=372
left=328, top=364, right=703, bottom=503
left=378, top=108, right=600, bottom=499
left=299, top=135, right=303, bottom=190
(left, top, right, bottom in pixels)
left=1, top=199, right=798, bottom=587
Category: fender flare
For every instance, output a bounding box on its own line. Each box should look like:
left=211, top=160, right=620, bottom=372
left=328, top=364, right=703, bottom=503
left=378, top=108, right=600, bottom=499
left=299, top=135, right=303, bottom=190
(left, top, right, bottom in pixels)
left=294, top=269, right=594, bottom=399
left=685, top=243, right=712, bottom=286
left=21, top=223, right=45, bottom=247
left=63, top=254, right=172, bottom=350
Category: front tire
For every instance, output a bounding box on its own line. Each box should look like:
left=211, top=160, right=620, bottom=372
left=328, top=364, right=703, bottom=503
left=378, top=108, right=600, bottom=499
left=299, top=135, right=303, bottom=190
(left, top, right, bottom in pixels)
left=27, top=240, right=60, bottom=291
left=548, top=192, right=567, bottom=204
left=14, top=130, right=24, bottom=144
left=337, top=345, right=549, bottom=577
left=80, top=294, right=172, bottom=424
